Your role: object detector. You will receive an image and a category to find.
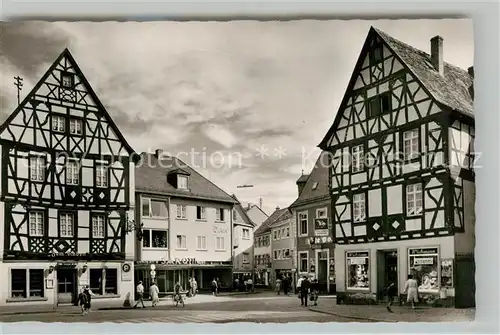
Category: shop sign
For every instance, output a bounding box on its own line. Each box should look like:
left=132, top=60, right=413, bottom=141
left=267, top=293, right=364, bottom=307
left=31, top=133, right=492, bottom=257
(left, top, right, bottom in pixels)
left=308, top=236, right=333, bottom=245
left=213, top=225, right=229, bottom=234
left=413, top=257, right=434, bottom=265
left=349, top=257, right=367, bottom=265
left=347, top=251, right=369, bottom=258
left=56, top=261, right=77, bottom=268
left=409, top=247, right=438, bottom=255
left=136, top=258, right=205, bottom=266
left=121, top=263, right=133, bottom=282
left=314, top=218, right=329, bottom=236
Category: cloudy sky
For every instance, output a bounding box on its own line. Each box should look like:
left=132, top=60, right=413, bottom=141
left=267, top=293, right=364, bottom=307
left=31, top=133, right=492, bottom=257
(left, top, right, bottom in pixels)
left=0, top=19, right=473, bottom=215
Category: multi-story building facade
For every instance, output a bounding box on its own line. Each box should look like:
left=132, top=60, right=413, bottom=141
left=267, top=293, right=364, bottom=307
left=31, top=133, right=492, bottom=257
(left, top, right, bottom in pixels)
left=0, top=49, right=137, bottom=307
left=290, top=151, right=335, bottom=293
left=253, top=208, right=282, bottom=288
left=270, top=208, right=294, bottom=286
left=134, top=150, right=237, bottom=293
left=319, top=27, right=475, bottom=307
left=231, top=196, right=256, bottom=285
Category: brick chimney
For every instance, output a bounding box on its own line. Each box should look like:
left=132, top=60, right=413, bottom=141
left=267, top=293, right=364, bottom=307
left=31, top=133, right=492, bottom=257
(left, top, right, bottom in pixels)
left=430, top=36, right=444, bottom=75
left=155, top=149, right=163, bottom=159
left=275, top=206, right=280, bottom=212
left=468, top=66, right=474, bottom=78
left=468, top=66, right=475, bottom=100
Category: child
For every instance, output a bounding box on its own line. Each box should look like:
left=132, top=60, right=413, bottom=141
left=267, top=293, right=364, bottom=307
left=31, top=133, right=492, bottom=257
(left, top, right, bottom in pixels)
left=385, top=282, right=397, bottom=312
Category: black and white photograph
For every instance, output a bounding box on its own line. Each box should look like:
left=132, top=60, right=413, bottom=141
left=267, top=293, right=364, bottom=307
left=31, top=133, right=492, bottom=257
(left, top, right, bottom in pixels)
left=0, top=17, right=477, bottom=325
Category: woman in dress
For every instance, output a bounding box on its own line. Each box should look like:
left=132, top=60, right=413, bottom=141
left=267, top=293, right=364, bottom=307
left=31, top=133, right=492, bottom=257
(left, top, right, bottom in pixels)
left=149, top=282, right=160, bottom=307
left=403, top=274, right=419, bottom=309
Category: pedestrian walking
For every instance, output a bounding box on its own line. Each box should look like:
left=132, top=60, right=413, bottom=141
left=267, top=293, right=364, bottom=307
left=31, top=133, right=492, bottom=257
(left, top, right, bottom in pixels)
left=385, top=282, right=397, bottom=312
left=283, top=276, right=289, bottom=295
left=192, top=277, right=198, bottom=296
left=246, top=277, right=253, bottom=292
left=275, top=278, right=282, bottom=295
left=403, top=275, right=419, bottom=309
left=310, top=278, right=320, bottom=306
left=216, top=277, right=221, bottom=295
left=78, top=286, right=93, bottom=315
left=149, top=282, right=160, bottom=307
left=133, top=281, right=146, bottom=308
left=211, top=278, right=218, bottom=296
left=300, top=276, right=311, bottom=307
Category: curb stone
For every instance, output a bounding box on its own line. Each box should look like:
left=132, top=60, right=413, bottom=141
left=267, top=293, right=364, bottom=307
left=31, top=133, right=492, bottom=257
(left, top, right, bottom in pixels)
left=308, top=307, right=397, bottom=323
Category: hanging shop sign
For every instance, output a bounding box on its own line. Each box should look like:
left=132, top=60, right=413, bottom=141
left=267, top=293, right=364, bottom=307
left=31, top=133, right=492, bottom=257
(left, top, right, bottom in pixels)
left=314, top=218, right=329, bottom=236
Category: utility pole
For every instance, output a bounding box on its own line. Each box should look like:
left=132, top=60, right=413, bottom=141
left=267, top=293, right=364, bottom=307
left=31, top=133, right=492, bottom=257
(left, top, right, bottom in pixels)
left=14, top=76, right=23, bottom=105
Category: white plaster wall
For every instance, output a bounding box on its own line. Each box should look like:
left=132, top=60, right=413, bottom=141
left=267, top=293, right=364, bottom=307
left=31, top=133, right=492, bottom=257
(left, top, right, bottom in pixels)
left=169, top=198, right=232, bottom=262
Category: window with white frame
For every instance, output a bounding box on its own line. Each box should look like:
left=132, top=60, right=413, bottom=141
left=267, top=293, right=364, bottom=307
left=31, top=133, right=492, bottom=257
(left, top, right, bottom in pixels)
left=274, top=250, right=278, bottom=259
left=29, top=156, right=45, bottom=182
left=277, top=229, right=281, bottom=239
left=243, top=253, right=250, bottom=263
left=61, top=73, right=74, bottom=88
left=142, top=198, right=168, bottom=218
left=273, top=230, right=277, bottom=240
left=277, top=249, right=282, bottom=259
left=178, top=175, right=188, bottom=189
left=92, top=215, right=105, bottom=238
left=142, top=230, right=168, bottom=248
left=232, top=210, right=238, bottom=221
left=216, top=208, right=225, bottom=221
left=176, top=205, right=187, bottom=219
left=403, top=129, right=420, bottom=161
left=299, top=252, right=308, bottom=272
left=346, top=251, right=370, bottom=290
left=352, top=144, right=365, bottom=173
left=353, top=193, right=366, bottom=222
left=29, top=211, right=44, bottom=236
left=59, top=212, right=74, bottom=237
left=196, top=236, right=207, bottom=250
left=286, top=227, right=290, bottom=237
left=406, top=183, right=423, bottom=216
left=96, top=165, right=108, bottom=188
left=284, top=248, right=290, bottom=258
left=52, top=115, right=65, bottom=132
left=176, top=235, right=187, bottom=249
left=69, top=118, right=82, bottom=135
left=10, top=269, right=44, bottom=298
left=196, top=206, right=206, bottom=220
left=215, top=236, right=225, bottom=251
left=66, top=161, right=79, bottom=185
left=299, top=212, right=308, bottom=235
left=242, top=228, right=250, bottom=239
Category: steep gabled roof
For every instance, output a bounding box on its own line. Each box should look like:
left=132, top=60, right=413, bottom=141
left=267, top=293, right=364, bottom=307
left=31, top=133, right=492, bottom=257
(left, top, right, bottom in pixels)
left=374, top=27, right=473, bottom=117
left=319, top=26, right=474, bottom=149
left=254, top=207, right=289, bottom=236
left=244, top=204, right=269, bottom=218
left=290, top=151, right=330, bottom=208
left=269, top=209, right=293, bottom=228
left=0, top=48, right=136, bottom=156
left=135, top=153, right=237, bottom=204
left=231, top=194, right=256, bottom=227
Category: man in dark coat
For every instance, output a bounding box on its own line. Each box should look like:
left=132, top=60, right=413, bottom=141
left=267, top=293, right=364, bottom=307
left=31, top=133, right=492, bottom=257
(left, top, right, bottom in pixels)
left=300, top=276, right=311, bottom=307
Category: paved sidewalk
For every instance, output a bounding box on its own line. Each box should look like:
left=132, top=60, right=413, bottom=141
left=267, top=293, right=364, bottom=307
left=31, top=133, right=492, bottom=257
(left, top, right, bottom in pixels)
left=309, top=302, right=475, bottom=322
left=0, top=292, right=303, bottom=316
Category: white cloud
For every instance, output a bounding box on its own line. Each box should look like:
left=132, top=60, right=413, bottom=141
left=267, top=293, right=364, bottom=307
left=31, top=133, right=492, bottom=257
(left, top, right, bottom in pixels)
left=201, top=124, right=238, bottom=148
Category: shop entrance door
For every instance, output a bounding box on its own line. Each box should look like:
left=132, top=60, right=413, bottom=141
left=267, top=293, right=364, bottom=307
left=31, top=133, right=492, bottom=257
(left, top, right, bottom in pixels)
left=57, top=269, right=76, bottom=305
left=376, top=250, right=398, bottom=300
left=317, top=251, right=328, bottom=293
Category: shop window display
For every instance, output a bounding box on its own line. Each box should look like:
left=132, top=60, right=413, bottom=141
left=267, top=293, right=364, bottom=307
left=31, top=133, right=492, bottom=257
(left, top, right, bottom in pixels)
left=346, top=251, right=370, bottom=290
left=408, top=247, right=439, bottom=292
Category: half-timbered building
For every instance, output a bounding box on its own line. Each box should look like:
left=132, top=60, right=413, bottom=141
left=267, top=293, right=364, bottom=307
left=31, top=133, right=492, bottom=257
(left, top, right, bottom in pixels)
left=319, top=27, right=475, bottom=307
left=0, top=49, right=137, bottom=307
left=290, top=151, right=335, bottom=294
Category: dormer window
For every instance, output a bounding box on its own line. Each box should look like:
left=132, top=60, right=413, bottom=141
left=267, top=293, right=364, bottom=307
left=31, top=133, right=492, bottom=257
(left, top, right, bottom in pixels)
left=178, top=175, right=188, bottom=190
left=370, top=39, right=384, bottom=66
left=61, top=72, right=74, bottom=88
left=312, top=182, right=319, bottom=190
